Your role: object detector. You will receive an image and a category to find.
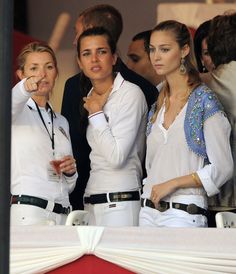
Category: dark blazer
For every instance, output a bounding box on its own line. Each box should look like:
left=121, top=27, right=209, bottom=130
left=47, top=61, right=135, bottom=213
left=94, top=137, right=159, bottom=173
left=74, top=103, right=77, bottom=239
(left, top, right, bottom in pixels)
left=61, top=60, right=158, bottom=209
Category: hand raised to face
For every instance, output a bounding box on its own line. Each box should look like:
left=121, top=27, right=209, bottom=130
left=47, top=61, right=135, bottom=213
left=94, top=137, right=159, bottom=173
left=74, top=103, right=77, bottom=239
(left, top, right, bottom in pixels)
left=24, top=76, right=45, bottom=93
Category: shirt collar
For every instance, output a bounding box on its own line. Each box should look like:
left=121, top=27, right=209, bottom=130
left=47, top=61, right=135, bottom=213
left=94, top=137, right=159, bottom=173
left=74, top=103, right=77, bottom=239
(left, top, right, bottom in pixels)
left=88, top=72, right=125, bottom=97
left=27, top=98, right=54, bottom=114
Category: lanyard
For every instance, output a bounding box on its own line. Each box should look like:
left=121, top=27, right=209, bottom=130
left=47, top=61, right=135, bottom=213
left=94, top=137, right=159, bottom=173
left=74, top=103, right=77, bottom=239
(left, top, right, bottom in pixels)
left=33, top=100, right=55, bottom=154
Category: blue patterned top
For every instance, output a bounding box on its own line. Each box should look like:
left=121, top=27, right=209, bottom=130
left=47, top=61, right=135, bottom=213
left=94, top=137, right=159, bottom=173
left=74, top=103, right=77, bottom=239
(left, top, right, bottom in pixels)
left=146, top=84, right=224, bottom=159
left=184, top=84, right=223, bottom=159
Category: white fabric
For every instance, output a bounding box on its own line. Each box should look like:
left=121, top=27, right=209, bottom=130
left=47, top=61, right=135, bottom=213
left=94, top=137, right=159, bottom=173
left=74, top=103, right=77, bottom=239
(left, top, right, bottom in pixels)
left=85, top=73, right=148, bottom=194
left=11, top=79, right=77, bottom=209
left=143, top=102, right=233, bottom=202
left=11, top=204, right=67, bottom=226
left=139, top=205, right=207, bottom=228
left=10, top=226, right=236, bottom=274
left=77, top=226, right=104, bottom=254
left=84, top=200, right=141, bottom=226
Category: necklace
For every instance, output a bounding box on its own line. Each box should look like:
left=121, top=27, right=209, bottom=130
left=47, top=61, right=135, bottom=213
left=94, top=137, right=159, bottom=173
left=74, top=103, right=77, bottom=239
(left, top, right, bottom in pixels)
left=92, top=82, right=114, bottom=96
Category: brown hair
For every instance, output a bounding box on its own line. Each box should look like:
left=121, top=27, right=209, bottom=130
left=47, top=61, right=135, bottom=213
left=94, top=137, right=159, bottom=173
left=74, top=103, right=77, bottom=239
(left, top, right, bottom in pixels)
left=17, top=41, right=58, bottom=73
left=79, top=4, right=123, bottom=44
left=207, top=11, right=236, bottom=67
left=151, top=20, right=201, bottom=122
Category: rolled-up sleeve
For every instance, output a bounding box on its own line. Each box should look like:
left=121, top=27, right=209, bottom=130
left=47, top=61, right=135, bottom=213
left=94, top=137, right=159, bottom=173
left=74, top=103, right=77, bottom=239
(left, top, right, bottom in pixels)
left=197, top=112, right=234, bottom=196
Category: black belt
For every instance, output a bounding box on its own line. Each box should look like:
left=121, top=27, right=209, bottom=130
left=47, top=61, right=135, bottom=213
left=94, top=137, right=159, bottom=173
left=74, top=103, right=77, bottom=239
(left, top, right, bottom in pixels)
left=84, top=191, right=140, bottom=205
left=11, top=195, right=71, bottom=215
left=141, top=198, right=208, bottom=217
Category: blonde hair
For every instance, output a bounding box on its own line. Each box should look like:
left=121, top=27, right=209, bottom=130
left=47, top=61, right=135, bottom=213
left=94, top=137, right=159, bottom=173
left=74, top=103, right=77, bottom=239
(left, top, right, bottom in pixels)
left=17, top=42, right=58, bottom=73
left=151, top=20, right=201, bottom=123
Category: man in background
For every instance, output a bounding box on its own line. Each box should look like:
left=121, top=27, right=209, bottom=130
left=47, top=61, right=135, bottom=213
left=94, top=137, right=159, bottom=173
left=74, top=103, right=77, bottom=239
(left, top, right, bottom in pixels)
left=127, top=30, right=162, bottom=87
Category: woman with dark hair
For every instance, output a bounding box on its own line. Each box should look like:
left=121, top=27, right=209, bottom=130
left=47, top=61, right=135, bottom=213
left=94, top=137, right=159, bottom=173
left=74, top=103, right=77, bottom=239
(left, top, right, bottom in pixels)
left=202, top=11, right=236, bottom=226
left=193, top=20, right=215, bottom=73
left=139, top=20, right=233, bottom=227
left=77, top=27, right=147, bottom=226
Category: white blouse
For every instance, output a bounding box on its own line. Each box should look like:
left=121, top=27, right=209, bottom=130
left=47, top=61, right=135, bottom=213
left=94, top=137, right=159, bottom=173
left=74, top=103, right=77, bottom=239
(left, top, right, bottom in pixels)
left=11, top=79, right=77, bottom=206
left=85, top=73, right=148, bottom=194
left=142, top=102, right=233, bottom=206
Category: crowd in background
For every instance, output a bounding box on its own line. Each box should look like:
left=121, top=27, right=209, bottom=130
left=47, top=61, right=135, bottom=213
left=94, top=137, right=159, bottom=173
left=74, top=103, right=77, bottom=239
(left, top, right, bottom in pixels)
left=10, top=4, right=236, bottom=228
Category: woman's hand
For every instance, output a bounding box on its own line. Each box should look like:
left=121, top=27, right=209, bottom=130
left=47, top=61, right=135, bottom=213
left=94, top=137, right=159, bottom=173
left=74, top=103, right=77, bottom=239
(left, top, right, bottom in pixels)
left=59, top=155, right=77, bottom=176
left=83, top=90, right=110, bottom=115
left=24, top=76, right=45, bottom=93
left=150, top=180, right=178, bottom=207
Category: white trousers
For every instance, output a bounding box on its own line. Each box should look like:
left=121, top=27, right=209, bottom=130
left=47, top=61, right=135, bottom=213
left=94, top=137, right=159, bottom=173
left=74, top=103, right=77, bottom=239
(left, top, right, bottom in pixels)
left=139, top=206, right=207, bottom=228
left=84, top=200, right=141, bottom=226
left=10, top=204, right=67, bottom=225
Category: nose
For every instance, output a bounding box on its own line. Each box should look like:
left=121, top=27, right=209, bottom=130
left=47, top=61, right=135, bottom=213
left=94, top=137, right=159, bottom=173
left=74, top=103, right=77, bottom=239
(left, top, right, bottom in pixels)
left=37, top=68, right=46, bottom=79
left=91, top=52, right=98, bottom=62
left=154, top=50, right=161, bottom=61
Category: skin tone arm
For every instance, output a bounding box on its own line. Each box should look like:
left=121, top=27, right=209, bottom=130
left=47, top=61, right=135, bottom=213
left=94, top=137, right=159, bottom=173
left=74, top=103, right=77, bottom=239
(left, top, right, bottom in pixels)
left=151, top=173, right=202, bottom=207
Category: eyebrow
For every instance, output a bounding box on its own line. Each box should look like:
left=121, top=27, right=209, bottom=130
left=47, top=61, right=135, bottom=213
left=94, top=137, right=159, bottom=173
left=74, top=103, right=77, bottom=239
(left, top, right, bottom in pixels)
left=29, top=62, right=54, bottom=66
left=81, top=47, right=109, bottom=52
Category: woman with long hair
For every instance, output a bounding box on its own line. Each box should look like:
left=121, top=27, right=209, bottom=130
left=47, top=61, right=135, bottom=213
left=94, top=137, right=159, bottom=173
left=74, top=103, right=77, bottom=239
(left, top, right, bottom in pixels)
left=77, top=27, right=147, bottom=226
left=139, top=20, right=233, bottom=227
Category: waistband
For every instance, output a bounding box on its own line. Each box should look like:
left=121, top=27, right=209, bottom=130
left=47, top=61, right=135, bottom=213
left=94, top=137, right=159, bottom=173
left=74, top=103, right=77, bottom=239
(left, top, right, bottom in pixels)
left=84, top=190, right=140, bottom=205
left=11, top=195, right=71, bottom=215
left=141, top=198, right=208, bottom=217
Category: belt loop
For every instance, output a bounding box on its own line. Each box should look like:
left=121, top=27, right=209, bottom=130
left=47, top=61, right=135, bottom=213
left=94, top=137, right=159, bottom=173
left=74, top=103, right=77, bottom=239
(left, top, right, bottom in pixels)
left=144, top=198, right=147, bottom=207
left=106, top=193, right=111, bottom=203
left=45, top=200, right=55, bottom=212
left=169, top=197, right=173, bottom=209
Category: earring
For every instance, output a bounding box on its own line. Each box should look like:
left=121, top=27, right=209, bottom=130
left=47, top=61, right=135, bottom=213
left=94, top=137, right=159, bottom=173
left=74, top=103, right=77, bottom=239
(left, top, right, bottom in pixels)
left=202, top=65, right=206, bottom=72
left=180, top=57, right=187, bottom=74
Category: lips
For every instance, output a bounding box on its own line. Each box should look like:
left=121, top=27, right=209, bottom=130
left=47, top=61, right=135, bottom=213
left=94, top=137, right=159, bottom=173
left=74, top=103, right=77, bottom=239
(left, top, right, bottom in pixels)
left=91, top=66, right=101, bottom=72
left=154, top=64, right=163, bottom=68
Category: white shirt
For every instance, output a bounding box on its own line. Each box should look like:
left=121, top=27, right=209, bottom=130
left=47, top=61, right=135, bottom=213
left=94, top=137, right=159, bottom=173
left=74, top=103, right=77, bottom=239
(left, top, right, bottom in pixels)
left=11, top=79, right=77, bottom=206
left=143, top=101, right=233, bottom=207
left=85, top=73, right=148, bottom=194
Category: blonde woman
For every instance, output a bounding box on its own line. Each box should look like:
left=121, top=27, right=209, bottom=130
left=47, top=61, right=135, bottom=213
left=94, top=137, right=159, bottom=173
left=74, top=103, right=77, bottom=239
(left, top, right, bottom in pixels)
left=139, top=20, right=233, bottom=227
left=11, top=42, right=77, bottom=225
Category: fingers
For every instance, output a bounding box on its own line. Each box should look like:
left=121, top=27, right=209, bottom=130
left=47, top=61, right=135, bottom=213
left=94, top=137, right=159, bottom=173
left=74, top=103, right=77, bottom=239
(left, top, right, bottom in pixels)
left=24, top=76, right=45, bottom=93
left=150, top=188, right=160, bottom=205
left=60, top=156, right=77, bottom=175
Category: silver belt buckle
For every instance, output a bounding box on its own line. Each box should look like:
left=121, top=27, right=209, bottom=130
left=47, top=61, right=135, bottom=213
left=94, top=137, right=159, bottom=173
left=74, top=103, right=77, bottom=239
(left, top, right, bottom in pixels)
left=156, top=201, right=168, bottom=212
left=186, top=203, right=198, bottom=214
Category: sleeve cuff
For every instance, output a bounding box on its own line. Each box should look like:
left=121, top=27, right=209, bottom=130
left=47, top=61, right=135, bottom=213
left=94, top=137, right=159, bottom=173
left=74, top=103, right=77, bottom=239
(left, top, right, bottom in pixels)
left=64, top=172, right=78, bottom=184
left=197, top=169, right=219, bottom=197
left=88, top=111, right=107, bottom=129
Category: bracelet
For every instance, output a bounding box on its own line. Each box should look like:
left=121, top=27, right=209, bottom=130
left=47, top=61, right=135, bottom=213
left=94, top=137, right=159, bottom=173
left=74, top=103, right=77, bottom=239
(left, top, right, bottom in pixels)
left=191, top=173, right=201, bottom=187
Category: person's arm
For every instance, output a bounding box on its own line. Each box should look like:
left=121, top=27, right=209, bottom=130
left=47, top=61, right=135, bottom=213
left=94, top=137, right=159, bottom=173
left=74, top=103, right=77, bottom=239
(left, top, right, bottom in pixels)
left=88, top=85, right=147, bottom=168
left=12, top=76, right=43, bottom=122
left=196, top=112, right=233, bottom=196
left=59, top=117, right=78, bottom=193
left=151, top=112, right=233, bottom=205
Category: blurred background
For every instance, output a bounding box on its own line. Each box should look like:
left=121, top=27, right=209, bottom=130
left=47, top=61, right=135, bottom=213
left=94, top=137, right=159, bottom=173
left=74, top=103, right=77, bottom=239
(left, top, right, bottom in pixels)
left=13, top=0, right=236, bottom=111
